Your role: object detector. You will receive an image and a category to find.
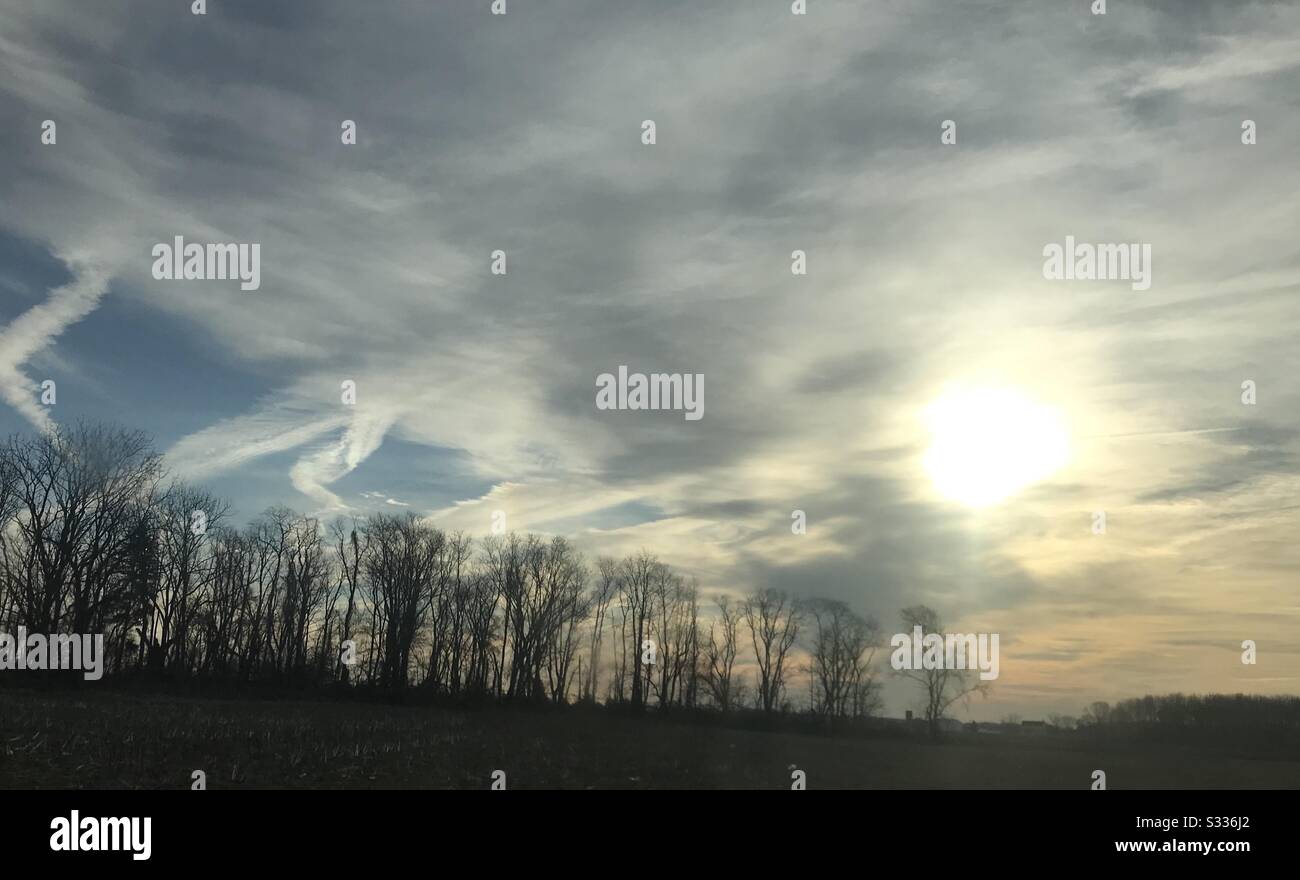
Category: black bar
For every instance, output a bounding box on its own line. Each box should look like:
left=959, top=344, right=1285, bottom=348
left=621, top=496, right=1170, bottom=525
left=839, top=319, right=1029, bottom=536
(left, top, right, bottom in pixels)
left=0, top=790, right=1276, bottom=865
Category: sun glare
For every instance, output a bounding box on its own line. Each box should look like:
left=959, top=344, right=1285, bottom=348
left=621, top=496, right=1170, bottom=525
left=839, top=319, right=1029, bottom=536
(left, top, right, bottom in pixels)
left=924, top=387, right=1068, bottom=508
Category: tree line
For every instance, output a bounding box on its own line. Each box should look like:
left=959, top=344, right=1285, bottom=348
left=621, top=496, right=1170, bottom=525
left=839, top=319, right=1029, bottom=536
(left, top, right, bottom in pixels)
left=1079, top=694, right=1300, bottom=731
left=0, top=422, right=893, bottom=718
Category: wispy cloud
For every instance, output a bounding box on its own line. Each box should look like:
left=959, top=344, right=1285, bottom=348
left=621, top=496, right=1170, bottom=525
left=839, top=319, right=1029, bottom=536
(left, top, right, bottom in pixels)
left=0, top=264, right=110, bottom=432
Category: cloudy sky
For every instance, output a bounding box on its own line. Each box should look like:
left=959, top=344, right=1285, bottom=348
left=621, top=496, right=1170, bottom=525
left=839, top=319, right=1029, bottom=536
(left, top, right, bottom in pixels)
left=2, top=0, right=1298, bottom=720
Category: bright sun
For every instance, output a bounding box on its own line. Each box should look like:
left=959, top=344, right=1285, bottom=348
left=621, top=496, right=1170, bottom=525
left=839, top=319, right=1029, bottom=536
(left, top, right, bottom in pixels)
left=924, top=387, right=1069, bottom=508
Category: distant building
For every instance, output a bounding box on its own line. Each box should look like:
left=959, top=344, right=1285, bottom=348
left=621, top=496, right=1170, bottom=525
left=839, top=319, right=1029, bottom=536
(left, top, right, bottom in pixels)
left=1021, top=719, right=1049, bottom=734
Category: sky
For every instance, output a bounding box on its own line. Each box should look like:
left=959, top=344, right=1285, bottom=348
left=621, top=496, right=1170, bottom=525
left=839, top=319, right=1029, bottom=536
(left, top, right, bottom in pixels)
left=1, top=0, right=1298, bottom=720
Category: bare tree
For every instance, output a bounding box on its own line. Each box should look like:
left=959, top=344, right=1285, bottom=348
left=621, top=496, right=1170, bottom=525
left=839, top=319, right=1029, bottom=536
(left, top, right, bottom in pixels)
left=438, top=530, right=475, bottom=695
left=742, top=588, right=801, bottom=714
left=1081, top=701, right=1111, bottom=727
left=896, top=605, right=989, bottom=739
left=649, top=569, right=694, bottom=709
left=615, top=551, right=661, bottom=710
left=538, top=538, right=590, bottom=703
left=806, top=598, right=881, bottom=719
left=364, top=513, right=444, bottom=689
left=2, top=424, right=163, bottom=638
left=144, top=483, right=228, bottom=673
left=329, top=518, right=368, bottom=683
left=703, top=595, right=742, bottom=711
left=1046, top=713, right=1077, bottom=731
left=583, top=557, right=619, bottom=702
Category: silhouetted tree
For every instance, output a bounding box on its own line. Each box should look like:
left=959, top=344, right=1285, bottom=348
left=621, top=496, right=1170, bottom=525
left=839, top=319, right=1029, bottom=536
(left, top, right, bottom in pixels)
left=896, top=605, right=988, bottom=739
left=743, top=588, right=801, bottom=714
